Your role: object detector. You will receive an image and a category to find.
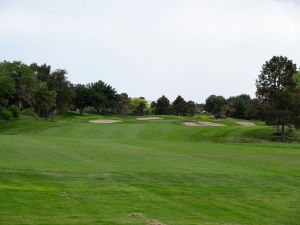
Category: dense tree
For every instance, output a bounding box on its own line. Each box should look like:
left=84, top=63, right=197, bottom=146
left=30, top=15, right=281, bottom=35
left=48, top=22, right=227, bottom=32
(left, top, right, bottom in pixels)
left=0, top=67, right=15, bottom=107
left=172, top=95, right=187, bottom=116
left=87, top=82, right=105, bottom=113
left=1, top=58, right=299, bottom=131
left=115, top=93, right=131, bottom=115
left=245, top=98, right=264, bottom=120
left=0, top=60, right=136, bottom=119
left=73, top=84, right=91, bottom=114
left=205, top=95, right=226, bottom=118
left=256, top=56, right=297, bottom=134
left=2, top=62, right=72, bottom=113
left=0, top=61, right=59, bottom=118
left=290, top=71, right=300, bottom=129
left=51, top=69, right=75, bottom=113
left=130, top=97, right=149, bottom=115
left=225, top=94, right=251, bottom=119
left=186, top=101, right=197, bottom=116
left=150, top=101, right=157, bottom=114
left=195, top=103, right=205, bottom=114
left=30, top=63, right=52, bottom=83
left=88, top=81, right=118, bottom=113
left=31, top=64, right=74, bottom=113
left=154, top=95, right=171, bottom=115
left=34, top=83, right=56, bottom=118
left=4, top=62, right=39, bottom=109
left=294, top=71, right=300, bottom=86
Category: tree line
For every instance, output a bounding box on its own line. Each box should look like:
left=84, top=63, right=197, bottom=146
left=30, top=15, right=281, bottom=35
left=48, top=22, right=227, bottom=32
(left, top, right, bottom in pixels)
left=0, top=61, right=199, bottom=119
left=0, top=56, right=299, bottom=135
left=204, top=56, right=300, bottom=135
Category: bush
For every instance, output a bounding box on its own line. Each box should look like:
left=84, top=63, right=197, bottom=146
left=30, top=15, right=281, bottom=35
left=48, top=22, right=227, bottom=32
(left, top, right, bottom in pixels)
left=8, top=105, right=20, bottom=118
left=270, top=127, right=299, bottom=143
left=0, top=108, right=13, bottom=120
left=21, top=108, right=38, bottom=118
left=83, top=106, right=97, bottom=113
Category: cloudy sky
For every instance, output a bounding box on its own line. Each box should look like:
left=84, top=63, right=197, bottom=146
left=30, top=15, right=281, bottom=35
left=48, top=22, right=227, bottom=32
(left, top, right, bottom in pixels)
left=0, top=0, right=299, bottom=102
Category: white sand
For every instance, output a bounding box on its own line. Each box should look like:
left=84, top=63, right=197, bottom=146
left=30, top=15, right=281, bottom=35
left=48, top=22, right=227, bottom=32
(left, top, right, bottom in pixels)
left=183, top=121, right=226, bottom=127
left=129, top=212, right=166, bottom=225
left=136, top=117, right=164, bottom=121
left=197, top=121, right=226, bottom=126
left=183, top=122, right=203, bottom=127
left=235, top=121, right=256, bottom=126
left=89, top=119, right=122, bottom=124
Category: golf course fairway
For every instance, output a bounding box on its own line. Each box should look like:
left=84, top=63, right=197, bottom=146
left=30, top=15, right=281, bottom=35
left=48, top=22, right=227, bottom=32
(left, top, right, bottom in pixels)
left=0, top=113, right=299, bottom=225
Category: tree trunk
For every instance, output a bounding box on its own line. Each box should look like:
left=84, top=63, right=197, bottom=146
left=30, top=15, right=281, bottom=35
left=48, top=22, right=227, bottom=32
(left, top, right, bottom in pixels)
left=282, top=124, right=285, bottom=134
left=276, top=125, right=280, bottom=135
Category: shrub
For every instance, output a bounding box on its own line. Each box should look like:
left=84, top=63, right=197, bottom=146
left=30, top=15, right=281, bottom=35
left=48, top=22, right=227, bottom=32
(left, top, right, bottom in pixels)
left=21, top=108, right=38, bottom=118
left=8, top=105, right=20, bottom=118
left=0, top=108, right=13, bottom=120
left=83, top=106, right=96, bottom=113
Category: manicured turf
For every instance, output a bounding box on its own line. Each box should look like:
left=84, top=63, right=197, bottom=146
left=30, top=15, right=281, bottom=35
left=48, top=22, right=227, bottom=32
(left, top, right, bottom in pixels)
left=0, top=113, right=299, bottom=225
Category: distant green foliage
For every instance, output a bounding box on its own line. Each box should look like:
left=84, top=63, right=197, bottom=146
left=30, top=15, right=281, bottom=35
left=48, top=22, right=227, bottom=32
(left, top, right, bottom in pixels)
left=186, top=100, right=197, bottom=116
left=0, top=67, right=15, bottom=108
left=154, top=95, right=171, bottom=115
left=225, top=94, right=251, bottom=119
left=205, top=95, right=226, bottom=117
left=0, top=108, right=13, bottom=120
left=130, top=97, right=149, bottom=115
left=150, top=95, right=197, bottom=116
left=0, top=57, right=299, bottom=130
left=21, top=108, right=38, bottom=118
left=115, top=93, right=131, bottom=115
left=0, top=61, right=73, bottom=118
left=172, top=95, right=187, bottom=116
left=293, top=71, right=300, bottom=87
left=8, top=105, right=20, bottom=118
left=34, top=83, right=57, bottom=118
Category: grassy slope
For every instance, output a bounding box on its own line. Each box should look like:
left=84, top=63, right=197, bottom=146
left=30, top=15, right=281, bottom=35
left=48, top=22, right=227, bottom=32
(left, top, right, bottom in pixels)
left=0, top=113, right=299, bottom=225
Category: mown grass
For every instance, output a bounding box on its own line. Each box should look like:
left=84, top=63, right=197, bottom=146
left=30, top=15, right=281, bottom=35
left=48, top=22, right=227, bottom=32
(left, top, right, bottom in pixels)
left=0, top=113, right=300, bottom=225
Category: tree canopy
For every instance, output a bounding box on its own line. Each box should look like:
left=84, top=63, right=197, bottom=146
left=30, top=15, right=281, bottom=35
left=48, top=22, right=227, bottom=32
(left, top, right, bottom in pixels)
left=154, top=95, right=171, bottom=115
left=205, top=95, right=226, bottom=118
left=256, top=56, right=298, bottom=134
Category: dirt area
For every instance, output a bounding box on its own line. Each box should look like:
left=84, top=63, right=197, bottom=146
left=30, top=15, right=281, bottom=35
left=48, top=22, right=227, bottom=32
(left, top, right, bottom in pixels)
left=236, top=121, right=256, bottom=126
left=129, top=213, right=166, bottom=225
left=136, top=117, right=164, bottom=121
left=89, top=119, right=122, bottom=124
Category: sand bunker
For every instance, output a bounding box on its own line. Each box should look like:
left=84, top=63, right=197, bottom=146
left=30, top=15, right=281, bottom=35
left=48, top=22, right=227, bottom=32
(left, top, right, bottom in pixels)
left=136, top=117, right=164, bottom=121
left=198, top=121, right=226, bottom=126
left=183, top=121, right=226, bottom=127
left=183, top=122, right=202, bottom=127
left=235, top=121, right=256, bottom=126
left=89, top=119, right=122, bottom=124
left=129, top=213, right=166, bottom=225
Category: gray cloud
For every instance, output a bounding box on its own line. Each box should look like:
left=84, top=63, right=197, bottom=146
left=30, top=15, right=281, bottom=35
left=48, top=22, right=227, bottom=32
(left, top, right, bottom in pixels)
left=0, top=0, right=299, bottom=102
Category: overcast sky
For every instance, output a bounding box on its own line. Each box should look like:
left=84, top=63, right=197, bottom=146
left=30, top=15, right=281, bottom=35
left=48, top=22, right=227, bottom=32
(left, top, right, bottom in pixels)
left=0, top=0, right=299, bottom=102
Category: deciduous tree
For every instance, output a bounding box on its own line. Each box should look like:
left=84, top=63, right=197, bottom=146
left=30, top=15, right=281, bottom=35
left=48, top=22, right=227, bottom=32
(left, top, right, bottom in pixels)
left=256, top=56, right=297, bottom=134
left=205, top=95, right=226, bottom=118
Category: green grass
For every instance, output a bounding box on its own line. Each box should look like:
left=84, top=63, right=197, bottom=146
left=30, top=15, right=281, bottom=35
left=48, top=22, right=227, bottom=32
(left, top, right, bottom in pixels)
left=0, top=113, right=299, bottom=225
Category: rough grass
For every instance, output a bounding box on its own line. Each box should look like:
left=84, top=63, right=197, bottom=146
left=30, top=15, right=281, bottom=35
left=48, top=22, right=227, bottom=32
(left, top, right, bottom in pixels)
left=0, top=112, right=300, bottom=225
